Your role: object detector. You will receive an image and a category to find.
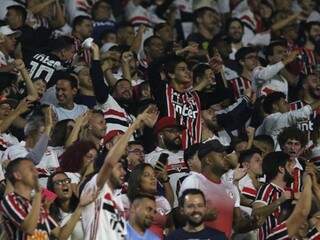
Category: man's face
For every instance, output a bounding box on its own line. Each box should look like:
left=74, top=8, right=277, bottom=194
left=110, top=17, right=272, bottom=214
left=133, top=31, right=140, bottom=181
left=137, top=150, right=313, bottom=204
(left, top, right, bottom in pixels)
left=187, top=153, right=202, bottom=172
left=15, top=160, right=39, bottom=189
left=93, top=1, right=112, bottom=20
left=197, top=68, right=215, bottom=92
left=6, top=9, right=21, bottom=28
left=201, top=104, right=222, bottom=131
left=253, top=141, right=273, bottom=158
left=283, top=139, right=303, bottom=159
left=198, top=9, right=220, bottom=32
left=182, top=193, right=206, bottom=227
left=228, top=21, right=243, bottom=43
left=242, top=52, right=259, bottom=71
left=304, top=74, right=320, bottom=99
left=61, top=46, right=76, bottom=62
left=161, top=127, right=183, bottom=151
left=89, top=113, right=107, bottom=138
left=244, top=153, right=263, bottom=176
left=283, top=158, right=295, bottom=183
left=56, top=80, right=77, bottom=106
left=113, top=80, right=133, bottom=101
left=146, top=38, right=164, bottom=60
left=117, top=26, right=135, bottom=45
left=308, top=25, right=320, bottom=43
left=77, top=19, right=93, bottom=39
left=52, top=173, right=72, bottom=201
left=78, top=67, right=92, bottom=89
left=209, top=151, right=229, bottom=173
left=110, top=161, right=126, bottom=189
left=127, top=144, right=145, bottom=168
left=134, top=198, right=156, bottom=230
left=269, top=45, right=288, bottom=63
left=157, top=24, right=174, bottom=43
left=277, top=98, right=290, bottom=113
left=3, top=35, right=17, bottom=53
left=172, top=62, right=192, bottom=85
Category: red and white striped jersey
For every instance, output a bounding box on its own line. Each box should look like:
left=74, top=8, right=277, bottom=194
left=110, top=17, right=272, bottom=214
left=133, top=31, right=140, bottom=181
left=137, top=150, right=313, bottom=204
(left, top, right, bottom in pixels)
left=228, top=76, right=252, bottom=99
left=0, top=192, right=58, bottom=240
left=255, top=182, right=284, bottom=240
left=266, top=221, right=289, bottom=240
left=239, top=174, right=258, bottom=215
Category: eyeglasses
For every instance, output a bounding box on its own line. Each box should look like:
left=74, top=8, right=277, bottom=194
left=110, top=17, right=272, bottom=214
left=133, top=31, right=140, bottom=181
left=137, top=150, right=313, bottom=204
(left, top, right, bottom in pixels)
left=128, top=149, right=144, bottom=154
left=53, top=178, right=71, bottom=186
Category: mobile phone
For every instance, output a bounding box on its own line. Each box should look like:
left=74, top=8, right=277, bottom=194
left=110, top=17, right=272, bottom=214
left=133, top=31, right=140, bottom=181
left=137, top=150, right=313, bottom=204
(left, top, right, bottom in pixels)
left=41, top=188, right=57, bottom=202
left=158, top=153, right=169, bottom=165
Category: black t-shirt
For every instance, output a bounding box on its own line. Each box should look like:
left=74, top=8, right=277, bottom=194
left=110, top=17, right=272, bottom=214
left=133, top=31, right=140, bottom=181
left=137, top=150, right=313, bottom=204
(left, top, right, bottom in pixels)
left=165, top=227, right=227, bottom=240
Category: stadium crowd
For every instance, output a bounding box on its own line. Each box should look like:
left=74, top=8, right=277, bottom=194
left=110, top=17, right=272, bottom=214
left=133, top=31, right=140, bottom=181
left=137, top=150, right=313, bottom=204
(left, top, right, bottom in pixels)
left=1, top=0, right=320, bottom=239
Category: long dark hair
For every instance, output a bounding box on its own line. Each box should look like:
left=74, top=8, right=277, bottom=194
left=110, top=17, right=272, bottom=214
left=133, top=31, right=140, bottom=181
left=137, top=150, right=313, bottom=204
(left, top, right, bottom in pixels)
left=127, top=163, right=154, bottom=203
left=47, top=171, right=79, bottom=222
left=49, top=119, right=74, bottom=147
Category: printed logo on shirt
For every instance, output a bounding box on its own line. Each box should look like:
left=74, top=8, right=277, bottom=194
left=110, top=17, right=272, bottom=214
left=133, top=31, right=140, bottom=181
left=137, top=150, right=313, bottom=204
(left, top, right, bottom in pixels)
left=103, top=193, right=126, bottom=239
left=26, top=229, right=49, bottom=240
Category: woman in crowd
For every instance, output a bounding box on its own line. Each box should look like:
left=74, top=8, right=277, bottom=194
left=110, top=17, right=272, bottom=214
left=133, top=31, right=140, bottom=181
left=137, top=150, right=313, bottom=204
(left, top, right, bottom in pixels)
left=59, top=140, right=97, bottom=195
left=47, top=171, right=84, bottom=240
left=119, top=163, right=172, bottom=239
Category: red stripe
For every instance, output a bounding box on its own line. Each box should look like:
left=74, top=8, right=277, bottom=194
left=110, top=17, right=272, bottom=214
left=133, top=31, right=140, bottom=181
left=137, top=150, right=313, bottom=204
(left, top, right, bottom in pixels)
left=241, top=15, right=255, bottom=29
left=104, top=109, right=126, bottom=118
left=242, top=187, right=257, bottom=197
left=194, top=92, right=201, bottom=143
left=262, top=184, right=274, bottom=203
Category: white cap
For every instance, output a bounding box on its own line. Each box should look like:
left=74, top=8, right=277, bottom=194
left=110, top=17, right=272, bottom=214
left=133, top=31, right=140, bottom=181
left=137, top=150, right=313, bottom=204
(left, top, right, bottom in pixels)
left=100, top=42, right=118, bottom=53
left=193, top=0, right=219, bottom=12
left=0, top=25, right=21, bottom=36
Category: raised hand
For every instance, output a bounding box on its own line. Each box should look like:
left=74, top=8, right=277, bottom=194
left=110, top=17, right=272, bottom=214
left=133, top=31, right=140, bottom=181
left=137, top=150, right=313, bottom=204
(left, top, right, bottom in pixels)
left=16, top=98, right=33, bottom=114
left=121, top=51, right=133, bottom=64
left=79, top=188, right=99, bottom=207
left=14, top=59, right=25, bottom=71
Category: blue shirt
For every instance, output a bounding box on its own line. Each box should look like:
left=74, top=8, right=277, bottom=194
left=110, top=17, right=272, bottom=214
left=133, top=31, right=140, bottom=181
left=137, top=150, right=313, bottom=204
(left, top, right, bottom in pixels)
left=125, top=222, right=160, bottom=240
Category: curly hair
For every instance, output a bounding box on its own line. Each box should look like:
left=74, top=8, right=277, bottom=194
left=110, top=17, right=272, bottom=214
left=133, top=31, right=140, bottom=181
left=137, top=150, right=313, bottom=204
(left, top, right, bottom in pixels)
left=278, top=126, right=308, bottom=149
left=59, top=140, right=97, bottom=173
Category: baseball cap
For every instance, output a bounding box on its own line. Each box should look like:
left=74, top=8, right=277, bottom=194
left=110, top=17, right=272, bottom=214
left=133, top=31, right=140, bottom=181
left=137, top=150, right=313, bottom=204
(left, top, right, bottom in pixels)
left=153, top=116, right=185, bottom=135
left=198, top=140, right=228, bottom=159
left=0, top=25, right=21, bottom=37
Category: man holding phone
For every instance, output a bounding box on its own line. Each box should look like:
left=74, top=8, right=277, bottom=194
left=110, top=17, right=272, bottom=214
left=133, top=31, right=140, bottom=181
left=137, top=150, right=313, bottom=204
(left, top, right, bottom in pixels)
left=146, top=116, right=189, bottom=208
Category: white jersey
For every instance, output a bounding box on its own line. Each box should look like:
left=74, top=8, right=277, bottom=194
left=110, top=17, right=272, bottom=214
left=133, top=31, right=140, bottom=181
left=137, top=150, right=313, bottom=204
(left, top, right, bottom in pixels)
left=52, top=103, right=88, bottom=121
left=81, top=174, right=126, bottom=240
left=252, top=62, right=288, bottom=97
left=1, top=142, right=60, bottom=186
left=96, top=95, right=135, bottom=136
left=238, top=174, right=256, bottom=215
left=145, top=147, right=189, bottom=207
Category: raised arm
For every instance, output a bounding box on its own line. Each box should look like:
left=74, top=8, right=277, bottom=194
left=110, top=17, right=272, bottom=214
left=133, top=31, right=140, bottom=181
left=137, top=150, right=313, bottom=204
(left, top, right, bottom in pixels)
left=90, top=43, right=110, bottom=104
left=286, top=174, right=312, bottom=237
left=15, top=59, right=38, bottom=99
left=130, top=25, right=145, bottom=54
left=96, top=106, right=159, bottom=189
left=51, top=188, right=97, bottom=240
left=0, top=98, right=31, bottom=133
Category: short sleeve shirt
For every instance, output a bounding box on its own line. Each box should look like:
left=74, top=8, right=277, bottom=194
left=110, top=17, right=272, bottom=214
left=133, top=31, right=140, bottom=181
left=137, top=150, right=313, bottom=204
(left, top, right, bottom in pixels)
left=0, top=192, right=58, bottom=240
